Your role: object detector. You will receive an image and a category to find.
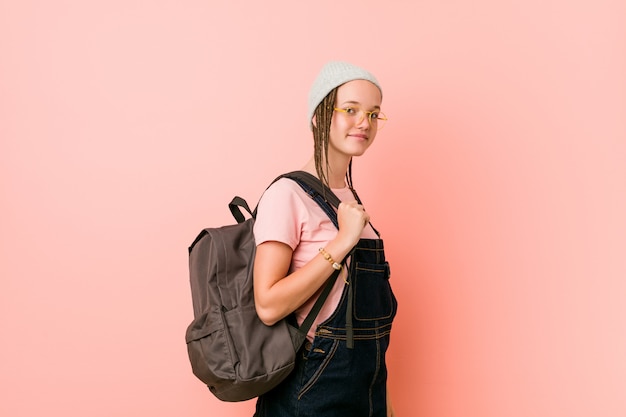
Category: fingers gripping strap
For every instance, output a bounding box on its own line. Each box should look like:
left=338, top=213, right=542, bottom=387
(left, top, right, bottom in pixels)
left=266, top=172, right=344, bottom=340
left=278, top=172, right=343, bottom=339
left=284, top=171, right=379, bottom=237
left=241, top=171, right=347, bottom=343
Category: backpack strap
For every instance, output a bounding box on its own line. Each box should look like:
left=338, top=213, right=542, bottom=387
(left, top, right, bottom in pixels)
left=280, top=171, right=340, bottom=229
left=282, top=171, right=342, bottom=209
left=280, top=171, right=375, bottom=349
left=228, top=196, right=253, bottom=224
left=230, top=171, right=340, bottom=225
left=228, top=171, right=357, bottom=348
left=281, top=171, right=380, bottom=237
left=242, top=171, right=343, bottom=347
left=294, top=266, right=341, bottom=341
left=272, top=172, right=343, bottom=345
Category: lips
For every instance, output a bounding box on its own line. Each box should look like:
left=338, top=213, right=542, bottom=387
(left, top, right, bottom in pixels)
left=349, top=133, right=369, bottom=140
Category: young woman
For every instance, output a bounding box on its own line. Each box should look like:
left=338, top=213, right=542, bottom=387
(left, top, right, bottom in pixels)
left=253, top=61, right=397, bottom=417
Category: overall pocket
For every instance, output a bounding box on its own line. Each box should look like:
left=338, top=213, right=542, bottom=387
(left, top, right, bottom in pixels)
left=298, top=338, right=339, bottom=400
left=352, top=262, right=395, bottom=321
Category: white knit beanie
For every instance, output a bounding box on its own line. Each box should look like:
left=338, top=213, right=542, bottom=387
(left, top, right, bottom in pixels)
left=307, top=61, right=382, bottom=130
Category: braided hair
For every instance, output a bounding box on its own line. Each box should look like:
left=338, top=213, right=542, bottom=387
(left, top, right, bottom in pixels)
left=312, top=88, right=356, bottom=194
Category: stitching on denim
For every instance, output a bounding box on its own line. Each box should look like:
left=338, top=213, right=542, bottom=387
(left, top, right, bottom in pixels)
left=323, top=322, right=393, bottom=333
left=312, top=329, right=392, bottom=341
left=297, top=339, right=339, bottom=400
left=368, top=337, right=382, bottom=416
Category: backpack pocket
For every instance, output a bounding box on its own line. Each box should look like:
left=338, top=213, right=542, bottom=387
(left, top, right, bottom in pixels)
left=185, top=308, right=237, bottom=386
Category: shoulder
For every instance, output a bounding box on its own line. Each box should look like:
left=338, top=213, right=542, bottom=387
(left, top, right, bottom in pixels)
left=259, top=177, right=309, bottom=207
left=254, top=178, right=311, bottom=248
left=266, top=177, right=309, bottom=194
left=256, top=177, right=313, bottom=224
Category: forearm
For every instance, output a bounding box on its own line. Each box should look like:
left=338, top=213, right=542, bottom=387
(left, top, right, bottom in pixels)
left=253, top=237, right=353, bottom=325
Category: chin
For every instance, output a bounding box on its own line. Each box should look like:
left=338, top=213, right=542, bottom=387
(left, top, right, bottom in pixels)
left=349, top=148, right=369, bottom=157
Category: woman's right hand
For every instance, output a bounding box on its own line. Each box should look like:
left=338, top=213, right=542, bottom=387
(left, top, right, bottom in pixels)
left=336, top=200, right=369, bottom=248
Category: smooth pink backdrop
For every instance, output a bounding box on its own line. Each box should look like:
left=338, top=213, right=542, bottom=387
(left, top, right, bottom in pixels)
left=1, top=1, right=625, bottom=416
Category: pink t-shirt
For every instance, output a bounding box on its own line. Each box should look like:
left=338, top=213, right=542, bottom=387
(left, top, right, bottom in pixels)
left=253, top=177, right=378, bottom=341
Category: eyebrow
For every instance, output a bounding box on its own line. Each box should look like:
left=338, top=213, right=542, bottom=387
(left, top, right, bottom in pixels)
left=338, top=100, right=381, bottom=110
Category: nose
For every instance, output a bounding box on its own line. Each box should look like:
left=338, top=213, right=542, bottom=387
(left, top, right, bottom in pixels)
left=355, top=111, right=370, bottom=129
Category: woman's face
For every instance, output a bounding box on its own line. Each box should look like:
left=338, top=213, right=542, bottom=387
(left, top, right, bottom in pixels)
left=329, top=79, right=383, bottom=159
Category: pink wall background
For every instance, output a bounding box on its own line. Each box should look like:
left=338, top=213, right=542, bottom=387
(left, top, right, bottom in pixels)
left=1, top=1, right=625, bottom=416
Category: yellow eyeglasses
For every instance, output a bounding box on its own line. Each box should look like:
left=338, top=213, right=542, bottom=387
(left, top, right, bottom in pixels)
left=334, top=107, right=388, bottom=130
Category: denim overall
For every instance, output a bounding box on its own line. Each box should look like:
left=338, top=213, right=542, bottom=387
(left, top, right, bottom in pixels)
left=254, top=235, right=397, bottom=417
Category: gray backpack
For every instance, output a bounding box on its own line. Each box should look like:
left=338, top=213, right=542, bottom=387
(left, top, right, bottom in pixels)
left=185, top=171, right=342, bottom=402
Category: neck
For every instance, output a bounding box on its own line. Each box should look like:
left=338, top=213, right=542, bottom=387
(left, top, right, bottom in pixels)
left=303, top=156, right=350, bottom=189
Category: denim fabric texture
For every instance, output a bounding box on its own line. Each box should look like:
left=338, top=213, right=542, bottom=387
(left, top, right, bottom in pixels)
left=255, top=238, right=397, bottom=417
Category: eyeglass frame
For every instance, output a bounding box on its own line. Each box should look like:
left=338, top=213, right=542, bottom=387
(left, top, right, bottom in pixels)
left=333, top=106, right=388, bottom=129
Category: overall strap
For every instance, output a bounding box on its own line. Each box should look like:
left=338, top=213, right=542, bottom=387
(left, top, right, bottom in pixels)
left=228, top=171, right=345, bottom=345
left=277, top=171, right=375, bottom=348
left=287, top=170, right=380, bottom=238
left=280, top=171, right=340, bottom=229
left=228, top=171, right=376, bottom=347
left=277, top=171, right=342, bottom=341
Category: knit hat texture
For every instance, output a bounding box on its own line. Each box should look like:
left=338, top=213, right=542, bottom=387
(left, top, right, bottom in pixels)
left=307, top=61, right=382, bottom=129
